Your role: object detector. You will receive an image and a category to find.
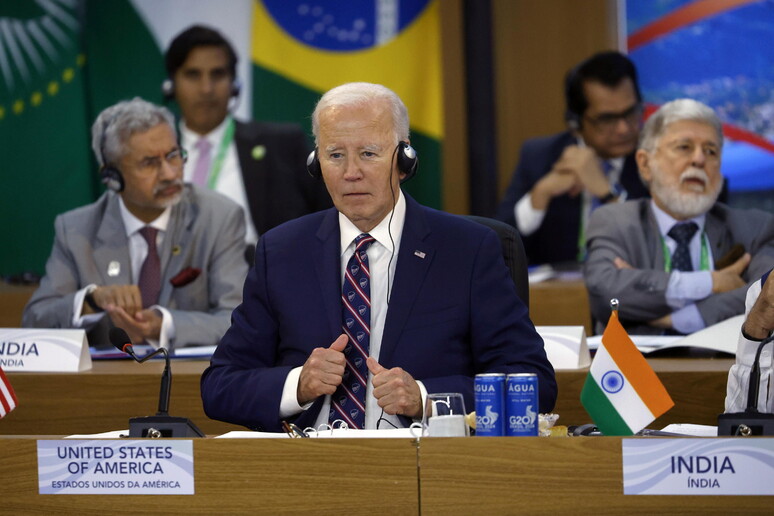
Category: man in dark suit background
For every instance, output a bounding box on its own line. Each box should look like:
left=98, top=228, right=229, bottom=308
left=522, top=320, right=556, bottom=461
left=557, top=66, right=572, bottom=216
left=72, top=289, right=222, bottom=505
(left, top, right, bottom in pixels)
left=23, top=98, right=247, bottom=350
left=201, top=82, right=556, bottom=432
left=496, top=51, right=649, bottom=265
left=164, top=25, right=331, bottom=245
left=584, top=99, right=774, bottom=335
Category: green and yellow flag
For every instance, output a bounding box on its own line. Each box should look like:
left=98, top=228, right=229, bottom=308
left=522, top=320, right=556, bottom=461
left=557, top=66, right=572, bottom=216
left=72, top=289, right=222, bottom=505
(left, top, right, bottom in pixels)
left=252, top=0, right=443, bottom=208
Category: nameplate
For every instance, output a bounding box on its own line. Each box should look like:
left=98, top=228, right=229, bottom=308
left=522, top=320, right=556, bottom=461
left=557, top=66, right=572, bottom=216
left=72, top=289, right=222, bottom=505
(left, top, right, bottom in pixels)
left=622, top=438, right=774, bottom=495
left=0, top=328, right=91, bottom=372
left=37, top=440, right=194, bottom=495
left=536, top=326, right=590, bottom=370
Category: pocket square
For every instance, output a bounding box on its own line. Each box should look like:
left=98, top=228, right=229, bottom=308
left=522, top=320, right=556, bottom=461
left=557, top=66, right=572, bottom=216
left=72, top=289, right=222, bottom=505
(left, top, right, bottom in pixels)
left=169, top=267, right=201, bottom=288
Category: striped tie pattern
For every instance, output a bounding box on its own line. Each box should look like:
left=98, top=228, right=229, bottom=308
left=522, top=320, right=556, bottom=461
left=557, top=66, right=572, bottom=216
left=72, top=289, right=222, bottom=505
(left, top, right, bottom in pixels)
left=330, top=233, right=375, bottom=428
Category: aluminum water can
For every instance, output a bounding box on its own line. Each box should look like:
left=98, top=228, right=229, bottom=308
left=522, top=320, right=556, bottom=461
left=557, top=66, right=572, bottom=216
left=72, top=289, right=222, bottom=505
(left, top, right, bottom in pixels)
left=506, top=373, right=538, bottom=436
left=474, top=373, right=505, bottom=436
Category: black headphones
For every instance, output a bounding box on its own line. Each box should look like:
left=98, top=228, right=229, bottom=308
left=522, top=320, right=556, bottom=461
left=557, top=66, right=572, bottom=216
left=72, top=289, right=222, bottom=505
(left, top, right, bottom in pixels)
left=161, top=77, right=242, bottom=101
left=99, top=117, right=125, bottom=193
left=306, top=141, right=418, bottom=183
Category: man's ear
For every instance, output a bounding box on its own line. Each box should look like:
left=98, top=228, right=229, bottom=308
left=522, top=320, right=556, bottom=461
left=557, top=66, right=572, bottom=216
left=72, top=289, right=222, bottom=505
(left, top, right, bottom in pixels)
left=635, top=149, right=652, bottom=185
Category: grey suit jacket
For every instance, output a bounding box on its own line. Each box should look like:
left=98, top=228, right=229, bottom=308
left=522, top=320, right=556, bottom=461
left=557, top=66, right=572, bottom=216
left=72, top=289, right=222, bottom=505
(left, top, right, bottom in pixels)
left=584, top=199, right=774, bottom=334
left=22, top=185, right=248, bottom=349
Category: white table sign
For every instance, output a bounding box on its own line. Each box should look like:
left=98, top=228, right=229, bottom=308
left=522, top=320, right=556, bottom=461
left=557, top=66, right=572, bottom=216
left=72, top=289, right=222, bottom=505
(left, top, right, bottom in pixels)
left=37, top=440, right=194, bottom=495
left=536, top=326, right=590, bottom=370
left=0, top=328, right=91, bottom=372
left=623, top=438, right=774, bottom=495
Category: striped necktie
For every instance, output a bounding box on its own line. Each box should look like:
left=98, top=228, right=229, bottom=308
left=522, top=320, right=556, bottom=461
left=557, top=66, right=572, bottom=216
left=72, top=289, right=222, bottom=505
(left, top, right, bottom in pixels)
left=330, top=233, right=375, bottom=429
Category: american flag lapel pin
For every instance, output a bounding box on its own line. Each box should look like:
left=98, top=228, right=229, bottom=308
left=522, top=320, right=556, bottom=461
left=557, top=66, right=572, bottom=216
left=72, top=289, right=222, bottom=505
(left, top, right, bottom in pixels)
left=414, top=250, right=426, bottom=259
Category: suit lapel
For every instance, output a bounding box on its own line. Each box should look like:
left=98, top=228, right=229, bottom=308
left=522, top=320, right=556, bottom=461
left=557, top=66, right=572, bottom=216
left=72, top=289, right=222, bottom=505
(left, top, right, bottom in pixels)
left=704, top=206, right=732, bottom=264
left=314, top=209, right=344, bottom=339
left=379, top=196, right=434, bottom=366
left=235, top=122, right=268, bottom=233
left=158, top=188, right=196, bottom=305
left=94, top=193, right=132, bottom=285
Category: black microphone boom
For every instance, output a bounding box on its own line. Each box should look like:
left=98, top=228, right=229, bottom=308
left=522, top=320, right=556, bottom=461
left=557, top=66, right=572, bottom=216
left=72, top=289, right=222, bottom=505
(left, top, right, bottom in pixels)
left=718, top=332, right=774, bottom=436
left=109, top=328, right=204, bottom=438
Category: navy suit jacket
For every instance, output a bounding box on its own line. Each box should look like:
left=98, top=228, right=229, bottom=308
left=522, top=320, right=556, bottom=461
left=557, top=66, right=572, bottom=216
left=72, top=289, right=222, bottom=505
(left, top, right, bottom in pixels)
left=201, top=195, right=557, bottom=431
left=496, top=131, right=648, bottom=265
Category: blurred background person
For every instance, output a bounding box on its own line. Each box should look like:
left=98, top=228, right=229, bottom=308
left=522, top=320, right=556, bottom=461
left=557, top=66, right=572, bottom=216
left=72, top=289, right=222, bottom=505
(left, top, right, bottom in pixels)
left=23, top=98, right=247, bottom=350
left=584, top=99, right=774, bottom=335
left=164, top=25, right=331, bottom=247
left=496, top=51, right=649, bottom=266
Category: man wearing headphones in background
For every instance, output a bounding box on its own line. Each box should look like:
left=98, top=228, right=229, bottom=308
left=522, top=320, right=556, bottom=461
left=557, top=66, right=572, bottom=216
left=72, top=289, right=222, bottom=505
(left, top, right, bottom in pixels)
left=22, top=98, right=248, bottom=350
left=496, top=51, right=649, bottom=266
left=164, top=25, right=331, bottom=248
left=201, top=82, right=556, bottom=432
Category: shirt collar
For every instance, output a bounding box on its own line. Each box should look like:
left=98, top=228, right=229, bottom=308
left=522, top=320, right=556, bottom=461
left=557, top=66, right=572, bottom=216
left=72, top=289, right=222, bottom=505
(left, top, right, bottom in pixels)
left=118, top=195, right=172, bottom=237
left=650, top=199, right=706, bottom=238
left=180, top=115, right=231, bottom=149
left=339, top=190, right=406, bottom=256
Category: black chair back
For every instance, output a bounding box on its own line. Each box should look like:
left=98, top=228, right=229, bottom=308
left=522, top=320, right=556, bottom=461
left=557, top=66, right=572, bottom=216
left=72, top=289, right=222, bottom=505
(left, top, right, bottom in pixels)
left=463, top=215, right=529, bottom=308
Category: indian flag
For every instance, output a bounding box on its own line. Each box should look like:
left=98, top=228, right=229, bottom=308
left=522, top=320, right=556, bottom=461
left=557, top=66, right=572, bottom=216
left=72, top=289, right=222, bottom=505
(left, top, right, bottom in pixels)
left=580, top=311, right=674, bottom=435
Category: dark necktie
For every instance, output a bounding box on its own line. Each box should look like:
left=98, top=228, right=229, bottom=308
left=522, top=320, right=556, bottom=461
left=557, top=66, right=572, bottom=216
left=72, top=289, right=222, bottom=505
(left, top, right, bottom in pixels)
left=138, top=226, right=161, bottom=307
left=330, top=233, right=375, bottom=429
left=668, top=222, right=699, bottom=272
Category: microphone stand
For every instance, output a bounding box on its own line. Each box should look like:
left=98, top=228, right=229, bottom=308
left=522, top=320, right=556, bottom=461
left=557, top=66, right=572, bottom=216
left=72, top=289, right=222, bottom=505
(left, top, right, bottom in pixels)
left=128, top=347, right=205, bottom=438
left=718, top=334, right=774, bottom=436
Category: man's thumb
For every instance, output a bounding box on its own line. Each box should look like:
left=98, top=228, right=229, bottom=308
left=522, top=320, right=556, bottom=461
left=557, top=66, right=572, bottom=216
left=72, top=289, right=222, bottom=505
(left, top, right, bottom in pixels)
left=330, top=334, right=348, bottom=352
left=367, top=356, right=385, bottom=375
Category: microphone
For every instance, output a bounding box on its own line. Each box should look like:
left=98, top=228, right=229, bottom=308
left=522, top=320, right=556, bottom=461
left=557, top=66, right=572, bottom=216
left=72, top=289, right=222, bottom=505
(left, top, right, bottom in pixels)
left=109, top=328, right=204, bottom=438
left=718, top=332, right=774, bottom=436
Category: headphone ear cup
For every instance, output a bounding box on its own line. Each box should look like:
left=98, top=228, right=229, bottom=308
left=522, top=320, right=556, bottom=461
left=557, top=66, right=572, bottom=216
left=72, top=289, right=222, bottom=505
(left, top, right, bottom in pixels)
left=161, top=78, right=174, bottom=100
left=231, top=78, right=242, bottom=98
left=100, top=166, right=125, bottom=193
left=565, top=110, right=581, bottom=131
left=306, top=148, right=322, bottom=179
left=396, top=142, right=418, bottom=183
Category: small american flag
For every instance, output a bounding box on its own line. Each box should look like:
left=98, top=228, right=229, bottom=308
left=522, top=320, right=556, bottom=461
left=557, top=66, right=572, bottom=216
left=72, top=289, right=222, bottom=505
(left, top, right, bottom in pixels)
left=0, top=366, right=18, bottom=419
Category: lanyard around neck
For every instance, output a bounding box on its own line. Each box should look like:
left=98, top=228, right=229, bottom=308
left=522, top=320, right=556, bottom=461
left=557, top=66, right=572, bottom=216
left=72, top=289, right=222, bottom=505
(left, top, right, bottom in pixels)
left=661, top=232, right=710, bottom=272
left=206, top=117, right=236, bottom=189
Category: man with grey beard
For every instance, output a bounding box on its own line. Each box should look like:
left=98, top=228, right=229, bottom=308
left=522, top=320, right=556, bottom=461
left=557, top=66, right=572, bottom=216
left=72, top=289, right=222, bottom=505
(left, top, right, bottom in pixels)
left=583, top=98, right=774, bottom=335
left=23, top=98, right=247, bottom=350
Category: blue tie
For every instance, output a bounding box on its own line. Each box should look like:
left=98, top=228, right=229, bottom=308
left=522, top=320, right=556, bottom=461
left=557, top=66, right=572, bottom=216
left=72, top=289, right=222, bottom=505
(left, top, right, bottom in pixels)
left=668, top=222, right=699, bottom=272
left=330, top=233, right=375, bottom=429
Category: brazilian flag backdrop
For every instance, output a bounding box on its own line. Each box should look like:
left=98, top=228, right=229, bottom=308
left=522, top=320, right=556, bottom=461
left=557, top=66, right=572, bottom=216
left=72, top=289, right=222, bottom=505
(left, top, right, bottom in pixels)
left=251, top=0, right=444, bottom=209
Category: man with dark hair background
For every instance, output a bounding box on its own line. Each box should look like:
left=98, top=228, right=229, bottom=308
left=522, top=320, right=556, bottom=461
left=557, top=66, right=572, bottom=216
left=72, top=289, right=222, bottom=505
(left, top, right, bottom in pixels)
left=164, top=25, right=331, bottom=247
left=496, top=51, right=649, bottom=265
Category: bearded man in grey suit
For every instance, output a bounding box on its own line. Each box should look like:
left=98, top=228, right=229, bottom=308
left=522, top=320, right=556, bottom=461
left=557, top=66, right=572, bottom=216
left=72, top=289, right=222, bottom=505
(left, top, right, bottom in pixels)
left=23, top=98, right=247, bottom=350
left=584, top=99, right=774, bottom=335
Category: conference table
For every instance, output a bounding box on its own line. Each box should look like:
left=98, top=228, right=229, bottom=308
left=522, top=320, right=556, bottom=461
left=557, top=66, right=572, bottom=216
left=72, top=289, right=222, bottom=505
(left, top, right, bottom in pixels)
left=2, top=436, right=770, bottom=513
left=2, top=357, right=732, bottom=436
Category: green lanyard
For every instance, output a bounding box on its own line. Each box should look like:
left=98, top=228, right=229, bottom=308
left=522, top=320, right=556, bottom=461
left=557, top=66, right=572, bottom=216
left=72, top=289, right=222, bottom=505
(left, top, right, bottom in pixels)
left=661, top=232, right=710, bottom=272
left=206, top=117, right=236, bottom=190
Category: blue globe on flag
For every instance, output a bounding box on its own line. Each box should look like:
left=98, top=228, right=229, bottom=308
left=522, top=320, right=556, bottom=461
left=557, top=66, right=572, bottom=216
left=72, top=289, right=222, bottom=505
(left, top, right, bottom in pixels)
left=263, top=0, right=430, bottom=51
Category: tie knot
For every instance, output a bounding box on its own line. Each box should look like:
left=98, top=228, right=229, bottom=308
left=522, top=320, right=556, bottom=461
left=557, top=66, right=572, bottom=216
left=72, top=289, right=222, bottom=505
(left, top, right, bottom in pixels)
left=354, top=233, right=375, bottom=251
left=195, top=138, right=212, bottom=153
left=668, top=222, right=699, bottom=245
left=139, top=226, right=158, bottom=246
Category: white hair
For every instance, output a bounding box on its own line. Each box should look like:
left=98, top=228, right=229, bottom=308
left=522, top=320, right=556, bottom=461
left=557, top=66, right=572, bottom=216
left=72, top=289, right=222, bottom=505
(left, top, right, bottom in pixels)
left=639, top=98, right=723, bottom=153
left=311, top=82, right=410, bottom=145
left=91, top=97, right=176, bottom=167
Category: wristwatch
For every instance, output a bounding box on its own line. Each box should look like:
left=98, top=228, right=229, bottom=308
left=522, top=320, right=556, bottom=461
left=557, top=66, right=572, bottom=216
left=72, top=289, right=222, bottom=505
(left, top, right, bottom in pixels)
left=599, top=183, right=626, bottom=204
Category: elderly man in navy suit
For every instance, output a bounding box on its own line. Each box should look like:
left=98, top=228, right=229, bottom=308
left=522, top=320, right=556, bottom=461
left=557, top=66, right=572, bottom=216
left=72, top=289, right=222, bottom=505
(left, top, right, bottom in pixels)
left=201, top=82, right=556, bottom=431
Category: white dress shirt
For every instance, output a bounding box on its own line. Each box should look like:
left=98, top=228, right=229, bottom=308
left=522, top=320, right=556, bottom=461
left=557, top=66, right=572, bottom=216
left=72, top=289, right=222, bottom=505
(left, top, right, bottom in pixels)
left=180, top=116, right=258, bottom=243
left=72, top=198, right=175, bottom=349
left=278, top=191, right=428, bottom=429
left=725, top=276, right=773, bottom=412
